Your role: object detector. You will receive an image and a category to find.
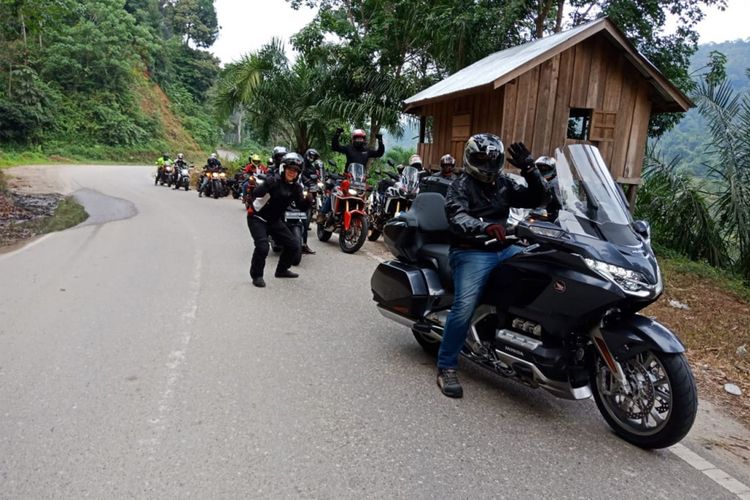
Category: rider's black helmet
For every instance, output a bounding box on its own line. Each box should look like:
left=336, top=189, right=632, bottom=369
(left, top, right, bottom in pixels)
left=281, top=152, right=303, bottom=180
left=272, top=146, right=288, bottom=164
left=304, top=148, right=320, bottom=163
left=463, top=133, right=505, bottom=184
left=535, top=156, right=557, bottom=181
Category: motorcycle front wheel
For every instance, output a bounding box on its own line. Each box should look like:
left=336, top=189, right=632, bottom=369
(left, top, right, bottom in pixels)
left=317, top=223, right=332, bottom=242
left=590, top=349, right=697, bottom=449
left=339, top=215, right=368, bottom=253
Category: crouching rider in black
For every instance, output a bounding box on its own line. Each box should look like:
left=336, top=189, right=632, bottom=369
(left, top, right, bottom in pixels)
left=247, top=152, right=312, bottom=288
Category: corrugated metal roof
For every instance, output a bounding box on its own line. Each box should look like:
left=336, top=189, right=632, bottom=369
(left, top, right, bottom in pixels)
left=404, top=21, right=599, bottom=107
left=404, top=17, right=692, bottom=113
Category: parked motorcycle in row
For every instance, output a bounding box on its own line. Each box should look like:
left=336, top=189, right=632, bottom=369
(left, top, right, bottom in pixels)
left=370, top=144, right=697, bottom=449
left=317, top=160, right=369, bottom=254
left=367, top=162, right=420, bottom=241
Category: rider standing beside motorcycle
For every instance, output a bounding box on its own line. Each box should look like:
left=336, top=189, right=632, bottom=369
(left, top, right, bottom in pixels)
left=247, top=153, right=312, bottom=288
left=437, top=135, right=549, bottom=399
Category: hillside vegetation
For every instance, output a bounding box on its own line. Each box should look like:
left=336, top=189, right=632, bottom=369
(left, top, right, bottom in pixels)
left=657, top=39, right=750, bottom=176
left=0, top=0, right=221, bottom=163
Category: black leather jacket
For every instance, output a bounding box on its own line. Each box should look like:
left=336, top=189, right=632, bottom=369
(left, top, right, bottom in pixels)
left=445, top=169, right=548, bottom=249
left=301, top=160, right=318, bottom=183
left=251, top=174, right=310, bottom=222
left=331, top=132, right=384, bottom=167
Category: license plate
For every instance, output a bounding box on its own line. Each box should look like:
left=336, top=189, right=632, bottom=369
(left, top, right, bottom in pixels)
left=285, top=212, right=306, bottom=220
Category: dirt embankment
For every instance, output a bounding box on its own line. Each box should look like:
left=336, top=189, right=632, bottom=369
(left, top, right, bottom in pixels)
left=0, top=167, right=85, bottom=248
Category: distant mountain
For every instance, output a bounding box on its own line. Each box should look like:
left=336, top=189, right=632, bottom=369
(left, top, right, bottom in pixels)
left=656, top=39, right=750, bottom=175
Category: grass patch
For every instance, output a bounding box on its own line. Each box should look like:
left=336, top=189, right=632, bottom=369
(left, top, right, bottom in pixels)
left=37, top=196, right=88, bottom=233
left=657, top=249, right=750, bottom=302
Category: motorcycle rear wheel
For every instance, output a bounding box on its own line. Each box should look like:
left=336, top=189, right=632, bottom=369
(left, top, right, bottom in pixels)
left=317, top=223, right=332, bottom=242
left=339, top=216, right=368, bottom=253
left=590, top=349, right=697, bottom=449
left=367, top=227, right=381, bottom=241
left=412, top=329, right=440, bottom=356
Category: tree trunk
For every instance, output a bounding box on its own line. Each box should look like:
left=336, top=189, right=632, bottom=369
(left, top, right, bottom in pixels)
left=237, top=114, right=242, bottom=144
left=555, top=0, right=564, bottom=33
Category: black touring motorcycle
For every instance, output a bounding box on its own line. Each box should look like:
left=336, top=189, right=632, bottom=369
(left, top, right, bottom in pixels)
left=371, top=144, right=697, bottom=449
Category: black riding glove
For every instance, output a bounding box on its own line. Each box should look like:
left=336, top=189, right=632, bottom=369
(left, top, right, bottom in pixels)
left=507, top=142, right=535, bottom=173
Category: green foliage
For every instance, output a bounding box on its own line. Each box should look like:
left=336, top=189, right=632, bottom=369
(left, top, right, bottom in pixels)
left=658, top=40, right=750, bottom=176
left=638, top=70, right=750, bottom=282
left=0, top=0, right=221, bottom=160
left=636, top=146, right=729, bottom=267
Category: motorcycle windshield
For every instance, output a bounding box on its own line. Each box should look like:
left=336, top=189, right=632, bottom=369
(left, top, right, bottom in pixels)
left=400, top=166, right=420, bottom=194
left=554, top=144, right=639, bottom=247
left=348, top=163, right=365, bottom=184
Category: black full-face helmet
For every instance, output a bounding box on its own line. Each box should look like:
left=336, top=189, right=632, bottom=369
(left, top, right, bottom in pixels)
left=272, top=146, right=288, bottom=165
left=304, top=148, right=320, bottom=164
left=463, top=133, right=505, bottom=184
left=439, top=154, right=456, bottom=174
left=281, top=152, right=303, bottom=181
left=535, top=155, right=557, bottom=181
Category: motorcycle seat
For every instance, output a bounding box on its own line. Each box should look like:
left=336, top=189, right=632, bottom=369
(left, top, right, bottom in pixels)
left=418, top=243, right=453, bottom=291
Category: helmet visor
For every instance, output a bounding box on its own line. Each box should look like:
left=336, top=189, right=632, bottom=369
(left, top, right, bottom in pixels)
left=468, top=147, right=501, bottom=168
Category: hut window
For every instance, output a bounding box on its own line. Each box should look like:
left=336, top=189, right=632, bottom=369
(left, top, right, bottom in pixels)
left=420, top=116, right=434, bottom=144
left=567, top=108, right=592, bottom=140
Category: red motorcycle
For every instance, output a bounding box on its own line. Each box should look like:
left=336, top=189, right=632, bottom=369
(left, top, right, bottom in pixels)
left=317, top=161, right=369, bottom=253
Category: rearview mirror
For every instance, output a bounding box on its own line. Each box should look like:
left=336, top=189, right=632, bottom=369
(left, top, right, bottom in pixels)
left=632, top=220, right=650, bottom=240
left=328, top=159, right=337, bottom=167
left=387, top=159, right=395, bottom=167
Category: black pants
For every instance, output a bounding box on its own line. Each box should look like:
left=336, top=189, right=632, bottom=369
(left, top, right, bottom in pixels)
left=247, top=215, right=300, bottom=278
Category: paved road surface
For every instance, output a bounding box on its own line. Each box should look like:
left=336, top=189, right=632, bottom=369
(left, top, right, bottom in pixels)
left=1, top=165, right=749, bottom=499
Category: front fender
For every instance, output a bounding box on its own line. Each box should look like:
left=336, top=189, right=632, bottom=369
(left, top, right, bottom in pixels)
left=600, top=314, right=685, bottom=360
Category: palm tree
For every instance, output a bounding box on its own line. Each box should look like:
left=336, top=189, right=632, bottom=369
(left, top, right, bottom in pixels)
left=694, top=78, right=750, bottom=278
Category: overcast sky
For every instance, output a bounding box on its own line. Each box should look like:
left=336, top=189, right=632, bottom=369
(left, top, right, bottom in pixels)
left=210, top=0, right=750, bottom=66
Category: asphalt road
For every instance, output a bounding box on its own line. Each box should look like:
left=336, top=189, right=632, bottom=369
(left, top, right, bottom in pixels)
left=1, top=165, right=749, bottom=499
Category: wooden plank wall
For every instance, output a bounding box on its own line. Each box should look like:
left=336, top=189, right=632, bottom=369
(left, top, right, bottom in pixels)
left=415, top=33, right=654, bottom=182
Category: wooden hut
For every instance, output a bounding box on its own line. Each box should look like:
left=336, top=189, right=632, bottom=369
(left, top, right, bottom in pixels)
left=403, top=18, right=692, bottom=202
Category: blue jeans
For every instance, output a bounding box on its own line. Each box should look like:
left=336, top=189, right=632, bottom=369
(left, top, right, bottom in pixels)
left=437, top=245, right=524, bottom=369
left=320, top=195, right=331, bottom=214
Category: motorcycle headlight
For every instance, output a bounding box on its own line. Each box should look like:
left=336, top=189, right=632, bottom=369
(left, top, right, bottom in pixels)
left=348, top=188, right=358, bottom=196
left=303, top=190, right=309, bottom=197
left=317, top=182, right=324, bottom=188
left=529, top=225, right=565, bottom=239
left=219, top=173, right=226, bottom=179
left=583, top=257, right=660, bottom=297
